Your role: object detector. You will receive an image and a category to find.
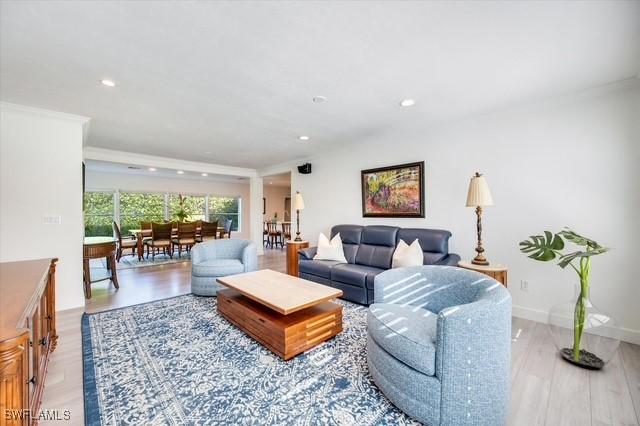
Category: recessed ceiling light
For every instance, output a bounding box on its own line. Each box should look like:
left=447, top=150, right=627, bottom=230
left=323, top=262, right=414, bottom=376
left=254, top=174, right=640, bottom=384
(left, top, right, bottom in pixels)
left=205, top=151, right=212, bottom=155
left=201, top=173, right=208, bottom=177
left=177, top=170, right=184, bottom=175
left=100, top=79, right=116, bottom=87
left=399, top=99, right=416, bottom=107
left=269, top=181, right=273, bottom=185
left=312, top=96, right=326, bottom=103
left=148, top=167, right=157, bottom=172
left=298, top=135, right=310, bottom=141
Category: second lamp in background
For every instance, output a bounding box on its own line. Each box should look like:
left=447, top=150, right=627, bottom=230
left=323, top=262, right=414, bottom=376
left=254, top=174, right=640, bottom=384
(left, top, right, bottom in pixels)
left=466, top=172, right=493, bottom=265
left=293, top=191, right=305, bottom=241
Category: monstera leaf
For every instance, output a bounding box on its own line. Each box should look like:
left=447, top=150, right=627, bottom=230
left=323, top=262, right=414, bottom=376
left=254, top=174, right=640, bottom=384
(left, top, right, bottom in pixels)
left=559, top=229, right=602, bottom=249
left=519, top=231, right=565, bottom=261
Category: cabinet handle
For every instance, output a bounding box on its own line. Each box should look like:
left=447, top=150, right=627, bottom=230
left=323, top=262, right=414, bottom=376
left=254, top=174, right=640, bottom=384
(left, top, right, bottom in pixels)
left=29, top=340, right=33, bottom=347
left=46, top=315, right=53, bottom=320
left=27, top=376, right=36, bottom=385
left=39, top=337, right=48, bottom=346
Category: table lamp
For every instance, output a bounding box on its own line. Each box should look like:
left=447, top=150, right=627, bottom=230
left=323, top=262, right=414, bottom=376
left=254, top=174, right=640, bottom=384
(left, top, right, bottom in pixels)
left=466, top=172, right=493, bottom=265
left=293, top=191, right=305, bottom=241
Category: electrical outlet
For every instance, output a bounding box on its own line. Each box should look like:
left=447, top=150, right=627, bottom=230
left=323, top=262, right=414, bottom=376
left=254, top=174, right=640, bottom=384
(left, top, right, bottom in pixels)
left=520, top=280, right=529, bottom=291
left=42, top=215, right=62, bottom=225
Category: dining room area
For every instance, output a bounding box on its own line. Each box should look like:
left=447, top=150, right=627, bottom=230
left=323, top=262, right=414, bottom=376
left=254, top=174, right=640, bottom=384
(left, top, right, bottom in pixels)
left=81, top=159, right=252, bottom=301
left=261, top=172, right=293, bottom=250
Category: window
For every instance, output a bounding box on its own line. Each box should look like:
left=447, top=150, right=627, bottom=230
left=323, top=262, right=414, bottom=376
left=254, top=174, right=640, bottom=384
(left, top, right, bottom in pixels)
left=208, top=196, right=241, bottom=231
left=169, top=194, right=206, bottom=222
left=84, top=191, right=114, bottom=236
left=119, top=192, right=165, bottom=234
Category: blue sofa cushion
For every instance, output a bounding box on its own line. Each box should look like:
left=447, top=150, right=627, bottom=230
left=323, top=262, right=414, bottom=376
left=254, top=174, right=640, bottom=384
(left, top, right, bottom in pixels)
left=355, top=226, right=399, bottom=269
left=331, top=263, right=384, bottom=289
left=192, top=259, right=244, bottom=277
left=423, top=252, right=447, bottom=265
left=397, top=228, right=451, bottom=254
left=367, top=303, right=437, bottom=376
left=299, top=259, right=342, bottom=279
left=331, top=225, right=363, bottom=264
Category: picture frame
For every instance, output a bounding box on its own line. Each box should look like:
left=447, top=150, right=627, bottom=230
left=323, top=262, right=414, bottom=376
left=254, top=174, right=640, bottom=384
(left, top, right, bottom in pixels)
left=361, top=161, right=425, bottom=218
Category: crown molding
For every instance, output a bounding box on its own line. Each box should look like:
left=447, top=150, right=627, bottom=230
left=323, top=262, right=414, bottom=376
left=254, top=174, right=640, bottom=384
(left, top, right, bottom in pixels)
left=0, top=101, right=90, bottom=124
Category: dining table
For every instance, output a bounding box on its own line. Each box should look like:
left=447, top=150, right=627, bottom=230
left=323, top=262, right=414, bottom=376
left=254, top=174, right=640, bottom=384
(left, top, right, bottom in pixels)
left=128, top=225, right=225, bottom=261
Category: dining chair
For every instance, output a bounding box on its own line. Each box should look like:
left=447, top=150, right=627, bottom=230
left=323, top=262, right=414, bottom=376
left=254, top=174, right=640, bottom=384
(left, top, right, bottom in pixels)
left=197, top=221, right=218, bottom=242
left=263, top=222, right=269, bottom=246
left=219, top=219, right=233, bottom=239
left=266, top=222, right=282, bottom=249
left=144, top=222, right=173, bottom=260
left=281, top=222, right=291, bottom=248
left=113, top=221, right=137, bottom=262
left=172, top=221, right=197, bottom=257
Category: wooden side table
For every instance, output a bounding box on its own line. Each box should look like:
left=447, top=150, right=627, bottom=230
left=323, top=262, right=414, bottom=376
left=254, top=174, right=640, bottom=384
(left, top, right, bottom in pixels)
left=458, top=260, right=508, bottom=287
left=286, top=240, right=309, bottom=277
left=83, top=236, right=119, bottom=299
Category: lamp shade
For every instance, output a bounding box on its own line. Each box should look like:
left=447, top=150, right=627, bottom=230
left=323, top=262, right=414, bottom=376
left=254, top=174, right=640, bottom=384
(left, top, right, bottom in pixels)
left=294, top=192, right=305, bottom=210
left=466, top=173, right=493, bottom=207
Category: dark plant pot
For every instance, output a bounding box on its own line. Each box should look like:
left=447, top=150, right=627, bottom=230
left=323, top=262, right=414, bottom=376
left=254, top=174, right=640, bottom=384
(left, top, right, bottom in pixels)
left=559, top=348, right=604, bottom=370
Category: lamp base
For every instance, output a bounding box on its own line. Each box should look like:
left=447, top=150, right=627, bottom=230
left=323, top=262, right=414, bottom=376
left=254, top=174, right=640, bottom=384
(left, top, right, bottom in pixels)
left=472, top=256, right=489, bottom=266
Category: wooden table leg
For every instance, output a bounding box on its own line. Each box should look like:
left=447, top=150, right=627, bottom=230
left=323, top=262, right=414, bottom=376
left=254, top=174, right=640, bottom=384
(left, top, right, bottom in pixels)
left=83, top=258, right=92, bottom=299
left=108, top=254, right=119, bottom=289
left=136, top=233, right=144, bottom=261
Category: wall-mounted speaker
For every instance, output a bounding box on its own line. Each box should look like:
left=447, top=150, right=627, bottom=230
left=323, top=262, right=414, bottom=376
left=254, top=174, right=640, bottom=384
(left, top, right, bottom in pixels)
left=297, top=163, right=312, bottom=174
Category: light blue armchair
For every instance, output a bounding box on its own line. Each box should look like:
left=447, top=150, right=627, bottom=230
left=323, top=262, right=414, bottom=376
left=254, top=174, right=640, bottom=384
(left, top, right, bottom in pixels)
left=190, top=239, right=257, bottom=296
left=367, top=265, right=511, bottom=425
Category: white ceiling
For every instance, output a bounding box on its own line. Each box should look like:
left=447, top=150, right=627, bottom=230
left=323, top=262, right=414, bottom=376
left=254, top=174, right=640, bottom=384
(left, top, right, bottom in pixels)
left=1, top=1, right=639, bottom=169
left=85, top=159, right=249, bottom=183
left=263, top=172, right=291, bottom=188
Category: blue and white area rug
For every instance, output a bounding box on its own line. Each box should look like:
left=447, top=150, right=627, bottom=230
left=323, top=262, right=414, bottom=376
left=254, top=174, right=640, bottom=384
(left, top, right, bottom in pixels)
left=82, top=295, right=418, bottom=425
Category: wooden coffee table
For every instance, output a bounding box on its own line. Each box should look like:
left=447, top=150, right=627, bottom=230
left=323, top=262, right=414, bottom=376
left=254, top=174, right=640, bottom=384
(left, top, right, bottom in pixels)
left=216, top=269, right=343, bottom=360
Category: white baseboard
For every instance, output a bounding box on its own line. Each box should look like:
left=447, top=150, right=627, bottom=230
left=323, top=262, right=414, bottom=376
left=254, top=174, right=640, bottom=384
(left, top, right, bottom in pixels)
left=512, top=304, right=640, bottom=346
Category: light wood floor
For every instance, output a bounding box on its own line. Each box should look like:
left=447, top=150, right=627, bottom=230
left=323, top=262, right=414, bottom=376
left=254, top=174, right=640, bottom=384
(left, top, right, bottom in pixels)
left=40, top=249, right=640, bottom=425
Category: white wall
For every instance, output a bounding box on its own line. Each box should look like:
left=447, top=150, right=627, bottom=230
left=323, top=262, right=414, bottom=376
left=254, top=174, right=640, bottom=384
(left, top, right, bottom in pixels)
left=85, top=170, right=251, bottom=239
left=263, top=185, right=292, bottom=222
left=0, top=103, right=87, bottom=311
left=287, top=84, right=640, bottom=343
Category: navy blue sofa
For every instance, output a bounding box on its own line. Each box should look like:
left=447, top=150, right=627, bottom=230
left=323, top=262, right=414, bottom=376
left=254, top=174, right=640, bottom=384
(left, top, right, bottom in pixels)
left=298, top=225, right=460, bottom=304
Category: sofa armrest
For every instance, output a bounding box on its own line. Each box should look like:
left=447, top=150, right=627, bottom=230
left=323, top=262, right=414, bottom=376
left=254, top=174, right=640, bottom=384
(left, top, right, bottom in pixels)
left=437, top=253, right=461, bottom=266
left=298, top=247, right=317, bottom=260
left=242, top=243, right=258, bottom=272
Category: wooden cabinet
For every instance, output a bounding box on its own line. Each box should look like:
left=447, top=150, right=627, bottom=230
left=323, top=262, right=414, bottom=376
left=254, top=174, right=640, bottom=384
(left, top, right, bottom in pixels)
left=0, top=258, right=58, bottom=425
left=286, top=240, right=309, bottom=277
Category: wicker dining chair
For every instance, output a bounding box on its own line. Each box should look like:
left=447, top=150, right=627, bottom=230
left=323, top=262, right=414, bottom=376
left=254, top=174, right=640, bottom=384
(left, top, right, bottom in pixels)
left=172, top=221, right=197, bottom=257
left=219, top=219, right=233, bottom=239
left=144, top=222, right=173, bottom=260
left=197, top=221, right=218, bottom=242
left=113, top=221, right=137, bottom=262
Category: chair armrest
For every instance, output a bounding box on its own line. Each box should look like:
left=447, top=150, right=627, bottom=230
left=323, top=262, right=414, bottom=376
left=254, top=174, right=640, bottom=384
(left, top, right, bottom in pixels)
left=242, top=243, right=257, bottom=272
left=437, top=253, right=461, bottom=266
left=435, top=293, right=511, bottom=423
left=298, top=247, right=317, bottom=260
left=373, top=266, right=435, bottom=305
left=191, top=243, right=212, bottom=265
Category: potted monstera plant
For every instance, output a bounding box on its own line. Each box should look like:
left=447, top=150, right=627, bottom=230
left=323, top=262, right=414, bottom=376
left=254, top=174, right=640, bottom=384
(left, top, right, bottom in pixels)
left=519, top=228, right=619, bottom=369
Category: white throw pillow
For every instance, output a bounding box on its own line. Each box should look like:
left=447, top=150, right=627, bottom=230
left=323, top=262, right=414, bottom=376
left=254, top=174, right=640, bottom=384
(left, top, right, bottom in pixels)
left=313, top=233, right=348, bottom=263
left=392, top=239, right=424, bottom=268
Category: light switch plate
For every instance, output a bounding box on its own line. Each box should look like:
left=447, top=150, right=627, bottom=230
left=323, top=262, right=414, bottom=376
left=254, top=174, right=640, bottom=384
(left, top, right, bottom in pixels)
left=42, top=215, right=62, bottom=225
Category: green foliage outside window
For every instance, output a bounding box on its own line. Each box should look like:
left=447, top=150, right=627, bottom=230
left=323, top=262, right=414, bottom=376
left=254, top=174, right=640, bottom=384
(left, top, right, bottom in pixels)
left=209, top=196, right=240, bottom=231
left=84, top=192, right=114, bottom=236
left=119, top=192, right=165, bottom=234
left=169, top=194, right=206, bottom=222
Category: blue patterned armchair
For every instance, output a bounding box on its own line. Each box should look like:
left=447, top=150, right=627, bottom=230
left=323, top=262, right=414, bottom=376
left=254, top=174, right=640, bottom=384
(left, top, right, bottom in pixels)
left=367, top=265, right=511, bottom=425
left=190, top=239, right=257, bottom=296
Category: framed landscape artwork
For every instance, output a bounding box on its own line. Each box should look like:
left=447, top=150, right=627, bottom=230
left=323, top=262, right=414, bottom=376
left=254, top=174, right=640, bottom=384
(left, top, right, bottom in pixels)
left=361, top=161, right=425, bottom=217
